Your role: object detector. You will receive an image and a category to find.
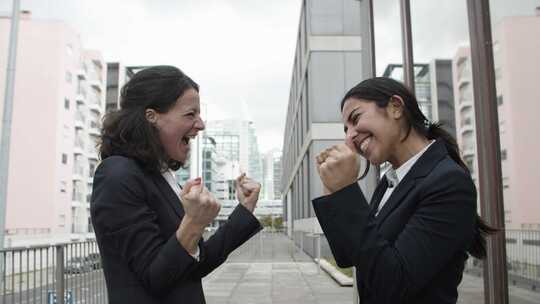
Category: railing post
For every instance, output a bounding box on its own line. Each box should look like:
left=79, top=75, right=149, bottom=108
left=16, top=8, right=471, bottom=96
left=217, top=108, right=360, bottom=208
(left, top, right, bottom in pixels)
left=316, top=234, right=321, bottom=274
left=56, top=245, right=65, bottom=304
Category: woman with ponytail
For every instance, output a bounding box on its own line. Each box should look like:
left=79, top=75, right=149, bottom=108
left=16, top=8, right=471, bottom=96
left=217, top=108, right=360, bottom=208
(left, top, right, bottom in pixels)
left=313, top=77, right=495, bottom=304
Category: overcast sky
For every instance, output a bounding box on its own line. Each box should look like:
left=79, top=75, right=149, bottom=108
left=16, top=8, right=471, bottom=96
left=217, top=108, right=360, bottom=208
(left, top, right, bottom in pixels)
left=1, top=0, right=538, bottom=152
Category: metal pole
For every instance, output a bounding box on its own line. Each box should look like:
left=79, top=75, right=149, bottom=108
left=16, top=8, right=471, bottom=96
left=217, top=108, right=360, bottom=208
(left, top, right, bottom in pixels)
left=56, top=245, right=65, bottom=304
left=357, top=1, right=378, bottom=303
left=0, top=0, right=20, bottom=252
left=360, top=0, right=376, bottom=77
left=0, top=0, right=20, bottom=293
left=399, top=0, right=415, bottom=93
left=466, top=1, right=509, bottom=303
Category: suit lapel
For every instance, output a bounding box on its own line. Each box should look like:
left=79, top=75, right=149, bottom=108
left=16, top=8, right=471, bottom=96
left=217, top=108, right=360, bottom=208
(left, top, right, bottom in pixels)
left=376, top=177, right=416, bottom=223
left=153, top=174, right=184, bottom=218
left=375, top=140, right=448, bottom=224
left=369, top=177, right=389, bottom=216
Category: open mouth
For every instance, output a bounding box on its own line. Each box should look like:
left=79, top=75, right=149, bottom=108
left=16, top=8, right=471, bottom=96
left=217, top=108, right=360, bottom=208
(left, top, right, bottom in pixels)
left=359, top=135, right=372, bottom=154
left=182, top=135, right=196, bottom=145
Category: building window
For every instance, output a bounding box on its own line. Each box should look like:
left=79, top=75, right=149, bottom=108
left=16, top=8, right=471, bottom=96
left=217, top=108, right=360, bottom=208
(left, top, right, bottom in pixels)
left=501, top=149, right=507, bottom=161
left=497, top=95, right=503, bottom=106
left=60, top=181, right=67, bottom=193
left=503, top=177, right=509, bottom=189
left=66, top=71, right=72, bottom=83
left=64, top=98, right=70, bottom=110
left=62, top=153, right=68, bottom=164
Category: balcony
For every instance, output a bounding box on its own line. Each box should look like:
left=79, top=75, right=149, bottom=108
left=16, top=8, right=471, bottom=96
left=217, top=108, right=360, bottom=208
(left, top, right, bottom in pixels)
left=76, top=85, right=87, bottom=101
left=462, top=146, right=475, bottom=158
left=73, top=165, right=85, bottom=181
left=72, top=190, right=84, bottom=203
left=460, top=117, right=474, bottom=129
left=76, top=68, right=87, bottom=79
left=74, top=136, right=85, bottom=155
left=75, top=110, right=86, bottom=127
left=90, top=80, right=102, bottom=91
left=88, top=100, right=101, bottom=113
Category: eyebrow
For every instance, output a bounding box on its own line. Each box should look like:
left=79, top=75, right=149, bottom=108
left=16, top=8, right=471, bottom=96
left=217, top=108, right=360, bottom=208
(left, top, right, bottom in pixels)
left=344, top=107, right=362, bottom=133
left=347, top=108, right=360, bottom=123
left=183, top=104, right=200, bottom=112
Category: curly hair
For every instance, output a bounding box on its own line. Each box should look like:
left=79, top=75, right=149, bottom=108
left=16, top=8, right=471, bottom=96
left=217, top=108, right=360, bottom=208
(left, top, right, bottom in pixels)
left=99, top=65, right=199, bottom=174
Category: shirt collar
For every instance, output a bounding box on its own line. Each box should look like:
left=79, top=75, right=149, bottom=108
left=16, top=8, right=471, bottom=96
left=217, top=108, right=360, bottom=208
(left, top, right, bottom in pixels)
left=384, top=140, right=435, bottom=187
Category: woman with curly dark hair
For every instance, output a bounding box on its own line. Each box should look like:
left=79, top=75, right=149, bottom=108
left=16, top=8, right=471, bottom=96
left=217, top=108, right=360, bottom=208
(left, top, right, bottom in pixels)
left=91, top=65, right=262, bottom=304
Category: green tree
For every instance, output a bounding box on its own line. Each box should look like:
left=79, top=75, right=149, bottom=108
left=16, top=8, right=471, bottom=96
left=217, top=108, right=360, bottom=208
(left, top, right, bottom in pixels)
left=272, top=216, right=283, bottom=231
left=260, top=215, right=273, bottom=227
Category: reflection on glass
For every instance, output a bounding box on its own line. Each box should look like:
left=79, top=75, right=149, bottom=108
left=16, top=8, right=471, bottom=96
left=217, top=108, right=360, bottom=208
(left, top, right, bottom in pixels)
left=489, top=1, right=540, bottom=302
left=408, top=0, right=489, bottom=302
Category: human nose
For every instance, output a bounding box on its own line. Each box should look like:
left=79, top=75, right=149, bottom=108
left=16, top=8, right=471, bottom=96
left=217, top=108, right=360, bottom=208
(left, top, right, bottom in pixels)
left=195, top=115, right=205, bottom=131
left=345, top=129, right=357, bottom=151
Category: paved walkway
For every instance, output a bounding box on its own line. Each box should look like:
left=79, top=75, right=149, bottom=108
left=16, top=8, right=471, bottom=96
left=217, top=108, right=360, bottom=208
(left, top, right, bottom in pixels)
left=202, top=232, right=540, bottom=304
left=458, top=272, right=540, bottom=304
left=203, top=232, right=352, bottom=304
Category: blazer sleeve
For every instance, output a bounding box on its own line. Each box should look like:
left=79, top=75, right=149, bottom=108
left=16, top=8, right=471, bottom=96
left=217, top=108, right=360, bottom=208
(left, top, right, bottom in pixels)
left=312, top=168, right=476, bottom=303
left=193, top=203, right=263, bottom=278
left=91, top=157, right=199, bottom=297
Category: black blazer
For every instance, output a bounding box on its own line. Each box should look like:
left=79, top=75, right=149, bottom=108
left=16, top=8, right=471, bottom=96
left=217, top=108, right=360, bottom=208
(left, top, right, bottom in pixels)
left=312, top=140, right=477, bottom=304
left=91, top=156, right=262, bottom=304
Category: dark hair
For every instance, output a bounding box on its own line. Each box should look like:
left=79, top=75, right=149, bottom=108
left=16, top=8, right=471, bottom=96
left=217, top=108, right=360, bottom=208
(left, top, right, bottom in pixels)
left=99, top=65, right=199, bottom=174
left=341, top=77, right=496, bottom=259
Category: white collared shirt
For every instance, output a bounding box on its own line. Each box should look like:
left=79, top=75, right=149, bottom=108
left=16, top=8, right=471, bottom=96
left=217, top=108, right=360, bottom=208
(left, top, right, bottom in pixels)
left=162, top=170, right=200, bottom=261
left=375, top=140, right=435, bottom=217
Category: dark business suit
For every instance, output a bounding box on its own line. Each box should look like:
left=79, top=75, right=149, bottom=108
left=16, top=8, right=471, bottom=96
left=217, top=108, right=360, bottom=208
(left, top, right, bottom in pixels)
left=313, top=140, right=477, bottom=304
left=90, top=156, right=262, bottom=304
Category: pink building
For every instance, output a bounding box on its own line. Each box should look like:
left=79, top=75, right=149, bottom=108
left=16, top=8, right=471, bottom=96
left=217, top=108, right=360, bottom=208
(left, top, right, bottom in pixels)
left=453, top=12, right=540, bottom=230
left=0, top=12, right=105, bottom=247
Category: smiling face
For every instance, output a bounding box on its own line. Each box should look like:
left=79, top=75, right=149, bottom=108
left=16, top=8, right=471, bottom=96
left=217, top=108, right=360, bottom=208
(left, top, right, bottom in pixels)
left=146, top=88, right=205, bottom=165
left=341, top=97, right=404, bottom=166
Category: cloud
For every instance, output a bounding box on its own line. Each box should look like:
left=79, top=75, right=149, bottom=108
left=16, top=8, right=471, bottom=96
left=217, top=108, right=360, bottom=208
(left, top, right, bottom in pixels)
left=373, top=0, right=539, bottom=75
left=4, top=0, right=536, bottom=153
left=4, top=0, right=301, bottom=152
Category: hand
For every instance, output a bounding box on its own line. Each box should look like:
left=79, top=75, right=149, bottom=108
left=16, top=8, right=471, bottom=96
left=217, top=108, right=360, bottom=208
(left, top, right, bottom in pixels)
left=236, top=173, right=261, bottom=213
left=180, top=178, right=221, bottom=228
left=176, top=178, right=221, bottom=254
left=316, top=144, right=360, bottom=194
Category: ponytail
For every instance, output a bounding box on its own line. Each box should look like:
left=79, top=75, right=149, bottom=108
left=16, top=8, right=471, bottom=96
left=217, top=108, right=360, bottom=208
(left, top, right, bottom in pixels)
left=341, top=77, right=498, bottom=259
left=427, top=123, right=498, bottom=259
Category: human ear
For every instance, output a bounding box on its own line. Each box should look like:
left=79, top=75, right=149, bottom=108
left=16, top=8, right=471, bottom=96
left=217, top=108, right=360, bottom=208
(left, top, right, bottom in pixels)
left=389, top=95, right=405, bottom=119
left=145, top=108, right=158, bottom=124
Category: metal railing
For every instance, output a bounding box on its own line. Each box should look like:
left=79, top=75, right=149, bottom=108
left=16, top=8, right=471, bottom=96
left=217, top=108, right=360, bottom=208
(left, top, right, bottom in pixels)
left=465, top=229, right=540, bottom=292
left=0, top=241, right=107, bottom=303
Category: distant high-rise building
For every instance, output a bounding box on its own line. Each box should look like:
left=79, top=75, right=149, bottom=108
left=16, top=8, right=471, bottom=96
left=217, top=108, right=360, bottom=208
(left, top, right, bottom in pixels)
left=453, top=10, right=540, bottom=230
left=262, top=149, right=282, bottom=200
left=0, top=12, right=106, bottom=246
left=272, top=152, right=282, bottom=200
left=383, top=60, right=456, bottom=137
left=206, top=120, right=262, bottom=183
left=105, top=62, right=135, bottom=113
